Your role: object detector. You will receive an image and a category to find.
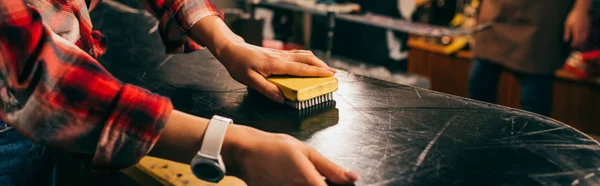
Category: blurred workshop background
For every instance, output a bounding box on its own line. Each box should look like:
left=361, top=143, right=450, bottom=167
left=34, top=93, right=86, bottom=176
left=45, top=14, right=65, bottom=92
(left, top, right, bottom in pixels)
left=97, top=0, right=600, bottom=141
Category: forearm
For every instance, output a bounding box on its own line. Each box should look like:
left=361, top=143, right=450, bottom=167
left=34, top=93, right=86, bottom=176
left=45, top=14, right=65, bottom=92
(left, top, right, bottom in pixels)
left=148, top=110, right=243, bottom=165
left=148, top=110, right=208, bottom=163
left=188, top=16, right=245, bottom=61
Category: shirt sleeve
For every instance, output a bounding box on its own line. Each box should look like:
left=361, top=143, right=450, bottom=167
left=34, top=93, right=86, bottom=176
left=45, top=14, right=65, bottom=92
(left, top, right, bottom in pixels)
left=0, top=0, right=173, bottom=170
left=139, top=0, right=223, bottom=53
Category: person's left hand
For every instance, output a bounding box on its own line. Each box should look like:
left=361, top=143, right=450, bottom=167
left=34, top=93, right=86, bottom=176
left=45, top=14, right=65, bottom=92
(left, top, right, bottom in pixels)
left=217, top=42, right=336, bottom=103
left=564, top=9, right=590, bottom=48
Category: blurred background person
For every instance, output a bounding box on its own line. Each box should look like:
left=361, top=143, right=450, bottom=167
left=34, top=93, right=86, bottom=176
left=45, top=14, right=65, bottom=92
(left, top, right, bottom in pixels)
left=469, top=0, right=591, bottom=116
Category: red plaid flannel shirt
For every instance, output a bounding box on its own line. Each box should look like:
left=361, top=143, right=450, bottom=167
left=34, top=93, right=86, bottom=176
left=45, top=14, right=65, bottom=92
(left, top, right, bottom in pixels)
left=0, top=0, right=221, bottom=170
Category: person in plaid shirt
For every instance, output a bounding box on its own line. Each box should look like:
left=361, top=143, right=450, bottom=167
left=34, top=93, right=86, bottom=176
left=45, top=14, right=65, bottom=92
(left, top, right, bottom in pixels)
left=0, top=0, right=358, bottom=185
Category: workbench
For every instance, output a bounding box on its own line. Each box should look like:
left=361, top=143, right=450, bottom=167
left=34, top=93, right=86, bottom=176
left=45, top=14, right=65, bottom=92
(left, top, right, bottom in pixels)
left=407, top=38, right=600, bottom=135
left=55, top=1, right=600, bottom=186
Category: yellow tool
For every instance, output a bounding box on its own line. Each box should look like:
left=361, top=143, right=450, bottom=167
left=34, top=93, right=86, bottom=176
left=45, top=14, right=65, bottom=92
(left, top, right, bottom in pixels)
left=441, top=36, right=469, bottom=55
left=134, top=157, right=246, bottom=186
left=267, top=76, right=338, bottom=110
left=450, top=13, right=465, bottom=27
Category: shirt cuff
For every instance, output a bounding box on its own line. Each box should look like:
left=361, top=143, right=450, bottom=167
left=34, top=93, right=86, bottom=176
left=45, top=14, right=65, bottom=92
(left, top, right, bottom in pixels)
left=91, top=84, right=173, bottom=170
left=171, top=0, right=223, bottom=32
left=158, top=0, right=222, bottom=54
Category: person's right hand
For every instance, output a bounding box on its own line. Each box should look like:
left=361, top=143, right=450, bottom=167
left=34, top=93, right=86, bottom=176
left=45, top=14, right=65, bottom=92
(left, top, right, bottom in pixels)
left=563, top=7, right=590, bottom=48
left=222, top=125, right=359, bottom=186
left=217, top=42, right=335, bottom=104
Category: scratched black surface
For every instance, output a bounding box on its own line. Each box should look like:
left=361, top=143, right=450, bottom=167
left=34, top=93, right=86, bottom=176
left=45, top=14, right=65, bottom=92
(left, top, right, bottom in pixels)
left=90, top=2, right=600, bottom=186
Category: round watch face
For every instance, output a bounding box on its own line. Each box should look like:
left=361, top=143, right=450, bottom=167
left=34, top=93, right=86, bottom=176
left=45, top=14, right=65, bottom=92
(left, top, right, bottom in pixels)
left=191, top=160, right=225, bottom=183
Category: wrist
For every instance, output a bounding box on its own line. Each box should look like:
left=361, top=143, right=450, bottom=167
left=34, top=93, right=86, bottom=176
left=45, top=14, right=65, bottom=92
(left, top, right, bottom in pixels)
left=214, top=38, right=245, bottom=65
left=188, top=16, right=246, bottom=62
left=221, top=124, right=250, bottom=174
left=570, top=8, right=588, bottom=15
left=572, top=0, right=591, bottom=13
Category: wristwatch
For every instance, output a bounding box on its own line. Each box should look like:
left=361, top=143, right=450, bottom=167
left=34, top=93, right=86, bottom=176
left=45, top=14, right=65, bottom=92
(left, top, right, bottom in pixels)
left=190, top=115, right=232, bottom=183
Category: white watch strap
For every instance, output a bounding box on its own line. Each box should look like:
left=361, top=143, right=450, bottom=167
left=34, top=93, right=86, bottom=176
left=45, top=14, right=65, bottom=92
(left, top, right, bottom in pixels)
left=200, top=115, right=232, bottom=158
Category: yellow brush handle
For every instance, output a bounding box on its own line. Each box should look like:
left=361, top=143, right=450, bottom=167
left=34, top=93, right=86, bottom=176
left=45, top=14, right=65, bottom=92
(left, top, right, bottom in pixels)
left=267, top=76, right=339, bottom=101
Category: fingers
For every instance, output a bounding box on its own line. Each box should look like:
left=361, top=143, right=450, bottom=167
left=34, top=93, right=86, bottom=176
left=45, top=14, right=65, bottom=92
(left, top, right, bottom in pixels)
left=283, top=50, right=337, bottom=74
left=246, top=72, right=284, bottom=103
left=572, top=26, right=582, bottom=48
left=285, top=50, right=330, bottom=68
left=579, top=29, right=590, bottom=47
left=573, top=25, right=590, bottom=48
left=565, top=17, right=590, bottom=48
left=308, top=150, right=359, bottom=184
left=297, top=155, right=330, bottom=186
left=564, top=23, right=572, bottom=43
left=271, top=61, right=335, bottom=77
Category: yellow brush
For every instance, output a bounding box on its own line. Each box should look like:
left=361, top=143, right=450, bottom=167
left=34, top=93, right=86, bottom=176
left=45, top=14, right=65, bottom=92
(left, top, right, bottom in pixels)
left=267, top=76, right=338, bottom=110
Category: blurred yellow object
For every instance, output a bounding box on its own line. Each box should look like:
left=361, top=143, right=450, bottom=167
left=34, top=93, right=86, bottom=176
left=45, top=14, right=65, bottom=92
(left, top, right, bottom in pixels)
left=416, top=0, right=429, bottom=6
left=471, top=0, right=480, bottom=7
left=441, top=36, right=469, bottom=55
left=135, top=157, right=247, bottom=186
left=450, top=13, right=465, bottom=27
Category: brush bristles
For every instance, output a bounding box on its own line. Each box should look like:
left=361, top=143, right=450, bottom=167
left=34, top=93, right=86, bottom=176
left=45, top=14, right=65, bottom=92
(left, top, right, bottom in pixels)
left=297, top=100, right=336, bottom=119
left=285, top=93, right=334, bottom=110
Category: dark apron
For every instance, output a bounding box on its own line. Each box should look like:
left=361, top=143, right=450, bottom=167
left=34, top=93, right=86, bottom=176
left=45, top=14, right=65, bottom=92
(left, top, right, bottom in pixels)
left=474, top=0, right=574, bottom=74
